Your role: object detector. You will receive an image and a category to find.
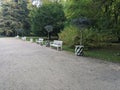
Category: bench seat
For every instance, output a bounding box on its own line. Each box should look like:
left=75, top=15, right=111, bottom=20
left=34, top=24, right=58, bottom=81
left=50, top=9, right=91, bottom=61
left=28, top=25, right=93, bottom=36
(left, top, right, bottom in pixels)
left=50, top=40, right=63, bottom=51
left=36, top=38, right=44, bottom=45
left=21, top=37, right=26, bottom=41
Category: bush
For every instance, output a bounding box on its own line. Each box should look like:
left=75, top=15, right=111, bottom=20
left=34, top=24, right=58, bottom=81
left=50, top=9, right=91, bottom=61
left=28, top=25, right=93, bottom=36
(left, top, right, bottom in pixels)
left=82, top=28, right=116, bottom=48
left=59, top=25, right=79, bottom=48
left=30, top=3, right=65, bottom=36
left=59, top=26, right=116, bottom=49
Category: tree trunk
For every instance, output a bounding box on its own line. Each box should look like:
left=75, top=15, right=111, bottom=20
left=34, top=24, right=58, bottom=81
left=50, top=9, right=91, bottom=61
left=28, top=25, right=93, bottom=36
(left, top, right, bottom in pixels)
left=114, top=13, right=118, bottom=25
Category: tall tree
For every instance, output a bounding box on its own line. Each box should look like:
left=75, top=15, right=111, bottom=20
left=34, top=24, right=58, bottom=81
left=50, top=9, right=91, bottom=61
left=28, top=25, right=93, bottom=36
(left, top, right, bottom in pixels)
left=64, top=0, right=120, bottom=42
left=92, top=0, right=120, bottom=41
left=0, top=0, right=30, bottom=36
left=29, top=2, right=65, bottom=37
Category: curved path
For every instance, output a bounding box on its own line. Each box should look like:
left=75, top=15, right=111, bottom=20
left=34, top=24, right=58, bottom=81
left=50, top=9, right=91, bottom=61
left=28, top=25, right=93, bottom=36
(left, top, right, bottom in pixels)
left=0, top=38, right=120, bottom=90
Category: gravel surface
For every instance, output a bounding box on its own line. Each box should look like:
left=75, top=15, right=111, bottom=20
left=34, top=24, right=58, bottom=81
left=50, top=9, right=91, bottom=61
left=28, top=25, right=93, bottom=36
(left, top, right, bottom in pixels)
left=0, top=38, right=120, bottom=90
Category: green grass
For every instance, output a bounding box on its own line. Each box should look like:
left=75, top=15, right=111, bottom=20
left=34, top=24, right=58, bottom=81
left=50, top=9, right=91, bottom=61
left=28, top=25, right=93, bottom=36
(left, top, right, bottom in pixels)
left=63, top=45, right=74, bottom=52
left=22, top=36, right=120, bottom=63
left=26, top=37, right=39, bottom=42
left=63, top=45, right=120, bottom=63
left=26, top=36, right=58, bottom=42
left=84, top=49, right=120, bottom=63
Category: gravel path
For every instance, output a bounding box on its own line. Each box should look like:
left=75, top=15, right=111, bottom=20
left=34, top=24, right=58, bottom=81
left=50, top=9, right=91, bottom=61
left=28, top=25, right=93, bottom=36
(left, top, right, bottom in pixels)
left=0, top=38, right=120, bottom=90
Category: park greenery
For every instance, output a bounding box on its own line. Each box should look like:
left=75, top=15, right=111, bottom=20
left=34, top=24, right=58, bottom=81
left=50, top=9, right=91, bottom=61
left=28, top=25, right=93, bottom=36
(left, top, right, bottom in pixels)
left=29, top=2, right=65, bottom=37
left=0, top=0, right=120, bottom=62
left=0, top=0, right=30, bottom=36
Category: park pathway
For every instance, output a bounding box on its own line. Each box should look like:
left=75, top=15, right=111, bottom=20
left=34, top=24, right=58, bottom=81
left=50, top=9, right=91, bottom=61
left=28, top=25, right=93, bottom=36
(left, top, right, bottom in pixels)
left=0, top=38, right=120, bottom=90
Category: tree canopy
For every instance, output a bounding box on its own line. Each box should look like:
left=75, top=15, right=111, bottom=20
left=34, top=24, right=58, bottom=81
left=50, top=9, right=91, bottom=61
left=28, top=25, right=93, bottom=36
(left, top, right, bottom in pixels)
left=29, top=2, right=65, bottom=37
left=63, top=0, right=120, bottom=42
left=0, top=0, right=30, bottom=36
left=0, top=0, right=120, bottom=43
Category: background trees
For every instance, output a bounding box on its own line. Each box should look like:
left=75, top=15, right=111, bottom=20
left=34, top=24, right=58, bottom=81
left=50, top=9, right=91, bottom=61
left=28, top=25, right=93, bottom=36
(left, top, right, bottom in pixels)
left=0, top=0, right=30, bottom=36
left=91, top=0, right=120, bottom=42
left=0, top=0, right=119, bottom=47
left=29, top=2, right=65, bottom=37
left=58, top=0, right=120, bottom=48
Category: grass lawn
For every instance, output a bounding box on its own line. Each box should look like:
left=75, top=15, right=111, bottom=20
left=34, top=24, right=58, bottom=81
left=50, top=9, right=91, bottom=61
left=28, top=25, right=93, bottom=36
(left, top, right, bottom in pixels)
left=63, top=45, right=120, bottom=63
left=22, top=37, right=120, bottom=63
left=26, top=36, right=39, bottom=42
left=84, top=49, right=120, bottom=63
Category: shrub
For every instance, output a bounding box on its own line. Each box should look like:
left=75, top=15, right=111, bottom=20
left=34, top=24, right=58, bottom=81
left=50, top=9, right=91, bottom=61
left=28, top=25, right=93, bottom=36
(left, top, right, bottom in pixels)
left=59, top=25, right=79, bottom=48
left=82, top=28, right=116, bottom=48
left=59, top=26, right=116, bottom=49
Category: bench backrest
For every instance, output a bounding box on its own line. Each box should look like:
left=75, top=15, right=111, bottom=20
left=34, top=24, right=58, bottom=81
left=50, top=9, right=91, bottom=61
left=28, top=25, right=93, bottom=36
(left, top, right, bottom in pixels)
left=22, top=36, right=26, bottom=40
left=53, top=40, right=63, bottom=46
left=24, top=37, right=26, bottom=39
left=16, top=35, right=19, bottom=38
left=38, top=38, right=43, bottom=41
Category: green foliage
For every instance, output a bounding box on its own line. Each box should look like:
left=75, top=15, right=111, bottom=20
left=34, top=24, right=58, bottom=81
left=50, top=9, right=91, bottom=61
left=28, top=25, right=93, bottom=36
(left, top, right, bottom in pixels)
left=64, top=0, right=94, bottom=19
left=63, top=0, right=120, bottom=42
left=29, top=3, right=65, bottom=37
left=82, top=29, right=115, bottom=48
left=59, top=25, right=116, bottom=48
left=59, top=25, right=79, bottom=48
left=0, top=0, right=30, bottom=36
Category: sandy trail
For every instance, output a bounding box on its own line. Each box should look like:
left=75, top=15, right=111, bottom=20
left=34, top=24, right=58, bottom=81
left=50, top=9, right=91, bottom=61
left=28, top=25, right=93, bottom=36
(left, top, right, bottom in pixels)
left=0, top=38, right=120, bottom=90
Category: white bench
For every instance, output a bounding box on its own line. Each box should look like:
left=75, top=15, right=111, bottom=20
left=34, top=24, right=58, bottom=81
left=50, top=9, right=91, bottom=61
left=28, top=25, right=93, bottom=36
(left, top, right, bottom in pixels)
left=30, top=38, right=33, bottom=43
left=15, top=35, right=19, bottom=39
left=50, top=40, right=63, bottom=51
left=21, top=36, right=26, bottom=41
left=36, top=38, right=44, bottom=45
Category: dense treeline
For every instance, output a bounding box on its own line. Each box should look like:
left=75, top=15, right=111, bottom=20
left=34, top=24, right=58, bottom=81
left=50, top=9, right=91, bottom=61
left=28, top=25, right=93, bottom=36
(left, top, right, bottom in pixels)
left=0, top=0, right=119, bottom=48
left=0, top=0, right=30, bottom=36
left=29, top=2, right=65, bottom=37
left=59, top=0, right=120, bottom=48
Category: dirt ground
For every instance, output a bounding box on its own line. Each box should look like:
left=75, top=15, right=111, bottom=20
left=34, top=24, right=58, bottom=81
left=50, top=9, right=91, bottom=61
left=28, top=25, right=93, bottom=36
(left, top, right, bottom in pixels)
left=0, top=38, right=120, bottom=90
